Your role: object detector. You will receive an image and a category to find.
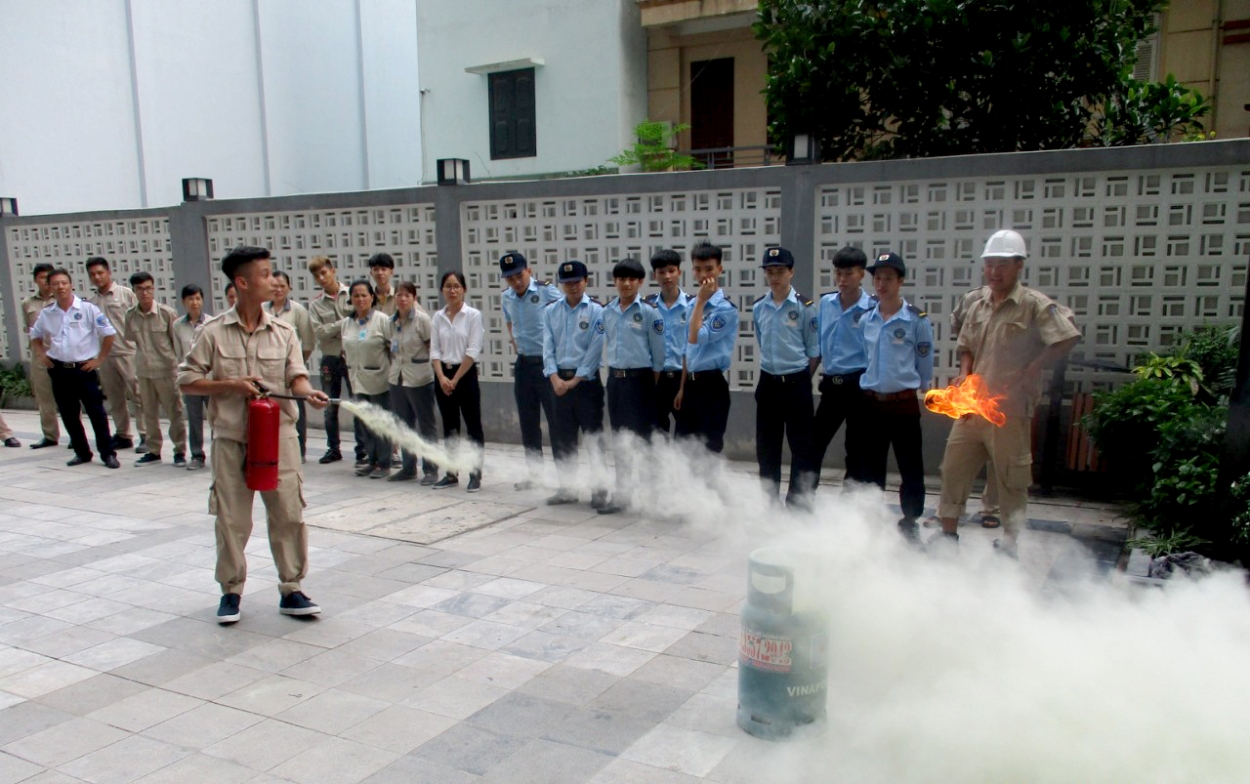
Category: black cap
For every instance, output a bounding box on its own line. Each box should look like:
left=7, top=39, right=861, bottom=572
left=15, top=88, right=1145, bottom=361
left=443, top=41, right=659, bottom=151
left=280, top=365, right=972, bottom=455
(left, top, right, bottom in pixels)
left=761, top=247, right=795, bottom=268
left=612, top=258, right=646, bottom=279
left=499, top=252, right=528, bottom=278
left=557, top=260, right=588, bottom=283
left=867, top=251, right=907, bottom=277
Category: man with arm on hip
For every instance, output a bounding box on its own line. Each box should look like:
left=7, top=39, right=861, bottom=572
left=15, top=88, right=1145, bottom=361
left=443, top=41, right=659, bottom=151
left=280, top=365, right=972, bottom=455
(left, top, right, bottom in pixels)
left=86, top=256, right=146, bottom=453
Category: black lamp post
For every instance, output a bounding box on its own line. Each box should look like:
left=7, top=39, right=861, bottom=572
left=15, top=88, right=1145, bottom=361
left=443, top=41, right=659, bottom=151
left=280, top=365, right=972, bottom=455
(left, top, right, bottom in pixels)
left=437, top=159, right=471, bottom=185
left=786, top=133, right=821, bottom=165
left=0, top=197, right=17, bottom=217
left=182, top=178, right=214, bottom=202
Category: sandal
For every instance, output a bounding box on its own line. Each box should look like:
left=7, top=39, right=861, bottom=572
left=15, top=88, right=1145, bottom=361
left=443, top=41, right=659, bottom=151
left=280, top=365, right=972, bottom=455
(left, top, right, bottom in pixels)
left=980, top=514, right=1001, bottom=529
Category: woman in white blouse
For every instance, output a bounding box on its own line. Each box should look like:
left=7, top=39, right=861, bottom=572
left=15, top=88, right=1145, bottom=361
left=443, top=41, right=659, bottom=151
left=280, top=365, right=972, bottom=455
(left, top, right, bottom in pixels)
left=341, top=279, right=393, bottom=479
left=387, top=281, right=439, bottom=483
left=430, top=271, right=484, bottom=492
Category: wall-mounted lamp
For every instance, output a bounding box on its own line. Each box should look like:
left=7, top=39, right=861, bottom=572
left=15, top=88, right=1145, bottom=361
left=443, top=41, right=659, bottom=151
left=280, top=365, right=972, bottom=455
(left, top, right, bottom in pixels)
left=0, top=197, right=17, bottom=216
left=786, top=133, right=821, bottom=165
left=437, top=159, right=471, bottom=186
left=182, top=177, right=214, bottom=201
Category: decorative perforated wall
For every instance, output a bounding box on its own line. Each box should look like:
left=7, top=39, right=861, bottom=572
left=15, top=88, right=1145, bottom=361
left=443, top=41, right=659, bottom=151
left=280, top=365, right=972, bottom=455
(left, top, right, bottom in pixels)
left=204, top=205, right=439, bottom=315
left=815, top=166, right=1250, bottom=391
left=460, top=188, right=782, bottom=387
left=4, top=216, right=174, bottom=359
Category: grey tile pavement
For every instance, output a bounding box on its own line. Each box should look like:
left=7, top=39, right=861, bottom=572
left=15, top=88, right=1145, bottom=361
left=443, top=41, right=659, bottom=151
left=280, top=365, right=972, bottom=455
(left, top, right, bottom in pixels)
left=0, top=409, right=1127, bottom=783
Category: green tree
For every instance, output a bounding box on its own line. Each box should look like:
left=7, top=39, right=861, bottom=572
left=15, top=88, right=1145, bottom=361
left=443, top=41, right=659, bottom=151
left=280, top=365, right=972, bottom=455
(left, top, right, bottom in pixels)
left=611, top=121, right=703, bottom=172
left=754, top=0, right=1183, bottom=161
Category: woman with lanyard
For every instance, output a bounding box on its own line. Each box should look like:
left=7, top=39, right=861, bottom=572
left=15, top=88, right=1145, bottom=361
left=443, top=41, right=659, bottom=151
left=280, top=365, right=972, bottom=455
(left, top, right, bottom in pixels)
left=341, top=279, right=393, bottom=479
left=430, top=271, right=485, bottom=492
left=387, top=281, right=440, bottom=484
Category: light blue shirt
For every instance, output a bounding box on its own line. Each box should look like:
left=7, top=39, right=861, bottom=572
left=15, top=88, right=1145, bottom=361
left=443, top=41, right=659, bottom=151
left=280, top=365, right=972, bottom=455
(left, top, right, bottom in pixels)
left=542, top=296, right=605, bottom=379
left=600, top=297, right=665, bottom=371
left=818, top=288, right=875, bottom=375
left=29, top=295, right=117, bottom=362
left=752, top=287, right=819, bottom=376
left=646, top=291, right=693, bottom=371
left=860, top=300, right=934, bottom=394
left=502, top=278, right=562, bottom=357
left=686, top=290, right=739, bottom=373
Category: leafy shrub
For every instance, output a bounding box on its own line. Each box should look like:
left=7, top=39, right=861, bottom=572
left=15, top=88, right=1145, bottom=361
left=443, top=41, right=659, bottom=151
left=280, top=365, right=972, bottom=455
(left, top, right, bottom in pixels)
left=1086, top=377, right=1199, bottom=489
left=0, top=363, right=33, bottom=405
left=1135, top=405, right=1226, bottom=536
left=1162, top=325, right=1239, bottom=398
left=610, top=121, right=703, bottom=173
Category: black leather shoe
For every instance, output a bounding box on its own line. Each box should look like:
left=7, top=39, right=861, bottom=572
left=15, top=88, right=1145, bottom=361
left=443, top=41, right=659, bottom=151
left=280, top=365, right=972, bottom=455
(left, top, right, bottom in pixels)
left=104, top=455, right=120, bottom=469
left=112, top=437, right=135, bottom=450
left=67, top=455, right=92, bottom=466
left=29, top=439, right=57, bottom=450
left=3, top=438, right=19, bottom=448
left=319, top=449, right=342, bottom=464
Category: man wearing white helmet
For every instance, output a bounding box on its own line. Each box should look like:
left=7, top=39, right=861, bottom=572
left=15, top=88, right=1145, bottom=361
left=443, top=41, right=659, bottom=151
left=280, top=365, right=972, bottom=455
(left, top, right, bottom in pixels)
left=933, top=230, right=1080, bottom=557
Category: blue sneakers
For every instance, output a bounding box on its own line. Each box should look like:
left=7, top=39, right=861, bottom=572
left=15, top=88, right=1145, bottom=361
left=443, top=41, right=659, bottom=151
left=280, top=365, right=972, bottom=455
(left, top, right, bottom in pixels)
left=278, top=591, right=321, bottom=616
left=217, top=593, right=241, bottom=624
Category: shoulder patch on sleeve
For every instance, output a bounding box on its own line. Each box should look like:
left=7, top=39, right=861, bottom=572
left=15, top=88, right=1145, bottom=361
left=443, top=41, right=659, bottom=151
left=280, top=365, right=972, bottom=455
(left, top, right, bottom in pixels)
left=917, top=342, right=932, bottom=357
left=906, top=303, right=927, bottom=319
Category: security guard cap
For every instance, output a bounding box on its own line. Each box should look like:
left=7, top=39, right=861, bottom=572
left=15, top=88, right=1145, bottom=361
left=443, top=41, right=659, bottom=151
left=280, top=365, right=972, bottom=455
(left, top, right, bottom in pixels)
left=761, top=247, right=795, bottom=268
left=557, top=260, right=588, bottom=283
left=867, top=251, right=907, bottom=278
left=499, top=252, right=529, bottom=278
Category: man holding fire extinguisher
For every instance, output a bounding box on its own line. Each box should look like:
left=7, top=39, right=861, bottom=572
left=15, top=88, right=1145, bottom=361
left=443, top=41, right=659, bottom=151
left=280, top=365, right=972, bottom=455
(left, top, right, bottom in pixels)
left=178, top=245, right=330, bottom=625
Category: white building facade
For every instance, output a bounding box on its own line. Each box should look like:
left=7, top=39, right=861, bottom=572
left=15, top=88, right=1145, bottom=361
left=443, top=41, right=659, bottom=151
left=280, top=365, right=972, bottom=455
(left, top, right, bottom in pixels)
left=0, top=0, right=423, bottom=216
left=416, top=0, right=648, bottom=182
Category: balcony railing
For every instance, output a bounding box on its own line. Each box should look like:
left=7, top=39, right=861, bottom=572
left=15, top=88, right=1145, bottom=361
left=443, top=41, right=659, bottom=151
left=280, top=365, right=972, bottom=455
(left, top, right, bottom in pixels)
left=681, top=145, right=782, bottom=170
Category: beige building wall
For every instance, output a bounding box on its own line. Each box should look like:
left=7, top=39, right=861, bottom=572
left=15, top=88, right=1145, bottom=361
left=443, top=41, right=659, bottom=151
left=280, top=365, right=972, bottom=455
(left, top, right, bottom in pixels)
left=1158, top=0, right=1250, bottom=138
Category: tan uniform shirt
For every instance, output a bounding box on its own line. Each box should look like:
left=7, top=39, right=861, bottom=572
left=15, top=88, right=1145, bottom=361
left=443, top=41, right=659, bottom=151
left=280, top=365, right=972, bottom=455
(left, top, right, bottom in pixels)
left=124, top=301, right=182, bottom=378
left=22, top=293, right=53, bottom=331
left=309, top=283, right=352, bottom=356
left=951, top=285, right=989, bottom=337
left=341, top=310, right=392, bottom=395
left=388, top=306, right=434, bottom=387
left=173, top=313, right=207, bottom=360
left=265, top=299, right=315, bottom=360
left=176, top=309, right=309, bottom=442
left=956, top=283, right=1081, bottom=417
left=374, top=289, right=398, bottom=318
left=87, top=283, right=138, bottom=356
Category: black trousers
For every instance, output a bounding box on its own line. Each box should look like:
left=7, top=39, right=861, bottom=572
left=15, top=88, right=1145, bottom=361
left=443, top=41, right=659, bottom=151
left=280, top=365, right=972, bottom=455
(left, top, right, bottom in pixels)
left=320, top=355, right=364, bottom=457
left=861, top=392, right=926, bottom=522
left=355, top=391, right=392, bottom=468
left=550, top=372, right=606, bottom=486
left=514, top=356, right=554, bottom=472
left=436, top=364, right=484, bottom=479
left=675, top=371, right=731, bottom=453
left=754, top=370, right=817, bottom=502
left=48, top=363, right=115, bottom=461
left=389, top=382, right=439, bottom=477
left=813, top=371, right=870, bottom=485
left=654, top=370, right=683, bottom=435
left=608, top=370, right=657, bottom=494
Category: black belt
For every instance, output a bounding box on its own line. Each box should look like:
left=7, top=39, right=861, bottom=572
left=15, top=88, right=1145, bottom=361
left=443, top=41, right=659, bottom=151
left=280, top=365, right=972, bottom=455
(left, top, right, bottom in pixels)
left=686, top=370, right=725, bottom=381
left=824, top=370, right=865, bottom=386
left=865, top=389, right=917, bottom=402
left=608, top=367, right=650, bottom=378
left=556, top=369, right=578, bottom=380
left=659, top=370, right=681, bottom=379
left=50, top=359, right=90, bottom=369
left=516, top=355, right=544, bottom=365
left=761, top=369, right=810, bottom=384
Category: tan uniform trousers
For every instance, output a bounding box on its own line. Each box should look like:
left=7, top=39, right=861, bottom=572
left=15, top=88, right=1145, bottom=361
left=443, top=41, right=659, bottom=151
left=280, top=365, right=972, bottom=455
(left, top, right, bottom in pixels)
left=138, top=376, right=187, bottom=457
left=98, top=353, right=145, bottom=440
left=29, top=361, right=59, bottom=442
left=938, top=415, right=1032, bottom=541
left=0, top=413, right=12, bottom=440
left=210, top=436, right=308, bottom=597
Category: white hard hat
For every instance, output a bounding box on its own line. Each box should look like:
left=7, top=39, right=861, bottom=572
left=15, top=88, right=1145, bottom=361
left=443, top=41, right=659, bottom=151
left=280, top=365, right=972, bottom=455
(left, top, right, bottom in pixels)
left=981, top=229, right=1028, bottom=259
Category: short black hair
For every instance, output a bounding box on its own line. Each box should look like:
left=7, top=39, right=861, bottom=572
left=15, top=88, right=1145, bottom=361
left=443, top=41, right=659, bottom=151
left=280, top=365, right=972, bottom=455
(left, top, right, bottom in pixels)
left=224, top=282, right=236, bottom=294
left=221, top=245, right=270, bottom=282
left=650, top=249, right=681, bottom=271
left=49, top=267, right=72, bottom=284
left=32, top=263, right=54, bottom=279
left=128, top=271, right=154, bottom=288
left=612, top=258, right=646, bottom=280
left=180, top=284, right=203, bottom=300
left=832, top=246, right=868, bottom=269
left=368, top=253, right=395, bottom=269
left=440, top=270, right=467, bottom=290
left=272, top=270, right=291, bottom=285
left=86, top=256, right=110, bottom=271
left=349, top=278, right=377, bottom=307
left=691, top=241, right=722, bottom=263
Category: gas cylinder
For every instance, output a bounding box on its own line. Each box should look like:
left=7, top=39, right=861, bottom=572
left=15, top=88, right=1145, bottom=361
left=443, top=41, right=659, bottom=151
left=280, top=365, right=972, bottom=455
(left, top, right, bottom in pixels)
left=246, top=396, right=281, bottom=491
left=737, top=547, right=829, bottom=740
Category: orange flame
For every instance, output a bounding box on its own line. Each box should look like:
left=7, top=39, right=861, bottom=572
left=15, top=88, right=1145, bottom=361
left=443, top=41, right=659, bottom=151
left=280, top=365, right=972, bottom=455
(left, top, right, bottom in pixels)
left=924, top=374, right=1007, bottom=426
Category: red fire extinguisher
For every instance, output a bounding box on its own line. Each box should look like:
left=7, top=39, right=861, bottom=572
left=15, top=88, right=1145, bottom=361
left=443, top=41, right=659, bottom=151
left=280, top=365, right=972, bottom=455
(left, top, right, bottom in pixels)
left=246, top=395, right=281, bottom=491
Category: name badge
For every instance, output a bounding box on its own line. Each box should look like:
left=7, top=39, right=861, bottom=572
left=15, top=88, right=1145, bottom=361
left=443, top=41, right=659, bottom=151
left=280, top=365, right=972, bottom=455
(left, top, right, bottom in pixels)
left=390, top=338, right=399, bottom=354
left=358, top=329, right=368, bottom=342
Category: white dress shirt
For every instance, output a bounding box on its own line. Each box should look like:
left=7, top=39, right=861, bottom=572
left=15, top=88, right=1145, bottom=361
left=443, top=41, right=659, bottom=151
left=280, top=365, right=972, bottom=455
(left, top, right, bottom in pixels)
left=430, top=305, right=483, bottom=365
left=29, top=296, right=118, bottom=362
